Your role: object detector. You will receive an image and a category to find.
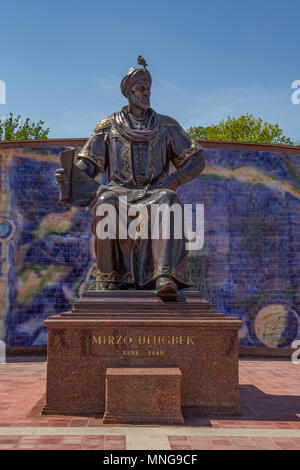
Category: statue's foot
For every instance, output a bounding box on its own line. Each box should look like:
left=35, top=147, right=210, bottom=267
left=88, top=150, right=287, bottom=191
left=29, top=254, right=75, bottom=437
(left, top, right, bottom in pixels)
left=156, top=276, right=178, bottom=301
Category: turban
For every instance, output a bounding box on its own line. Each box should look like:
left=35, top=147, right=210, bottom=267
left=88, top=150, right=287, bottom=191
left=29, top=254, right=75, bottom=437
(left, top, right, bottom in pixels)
left=120, top=67, right=152, bottom=98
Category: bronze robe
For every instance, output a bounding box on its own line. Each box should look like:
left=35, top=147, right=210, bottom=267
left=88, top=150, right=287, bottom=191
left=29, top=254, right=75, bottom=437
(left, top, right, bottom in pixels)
left=76, top=107, right=205, bottom=288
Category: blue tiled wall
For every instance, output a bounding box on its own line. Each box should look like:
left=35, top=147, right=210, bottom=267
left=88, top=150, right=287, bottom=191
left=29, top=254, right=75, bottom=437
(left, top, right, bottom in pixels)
left=0, top=142, right=299, bottom=349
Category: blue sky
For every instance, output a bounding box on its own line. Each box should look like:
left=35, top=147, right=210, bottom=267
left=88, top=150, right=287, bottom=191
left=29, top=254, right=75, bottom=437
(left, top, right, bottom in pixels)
left=1, top=0, right=300, bottom=141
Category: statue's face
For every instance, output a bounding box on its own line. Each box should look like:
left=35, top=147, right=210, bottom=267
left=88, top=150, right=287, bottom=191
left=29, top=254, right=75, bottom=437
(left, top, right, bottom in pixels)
left=128, top=79, right=151, bottom=111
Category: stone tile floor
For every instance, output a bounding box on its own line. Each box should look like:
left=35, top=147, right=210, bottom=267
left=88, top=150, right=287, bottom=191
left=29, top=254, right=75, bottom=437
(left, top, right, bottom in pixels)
left=0, top=435, right=126, bottom=450
left=0, top=359, right=299, bottom=450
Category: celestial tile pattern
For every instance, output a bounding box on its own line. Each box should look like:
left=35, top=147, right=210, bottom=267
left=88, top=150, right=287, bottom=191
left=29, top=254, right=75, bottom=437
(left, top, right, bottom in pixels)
left=0, top=143, right=300, bottom=348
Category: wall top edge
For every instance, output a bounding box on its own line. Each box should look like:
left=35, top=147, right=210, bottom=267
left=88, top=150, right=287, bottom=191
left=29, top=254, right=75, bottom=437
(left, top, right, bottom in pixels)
left=0, top=138, right=300, bottom=155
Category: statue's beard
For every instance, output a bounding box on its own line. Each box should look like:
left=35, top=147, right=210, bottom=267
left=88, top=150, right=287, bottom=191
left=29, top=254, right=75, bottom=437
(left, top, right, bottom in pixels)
left=128, top=92, right=150, bottom=112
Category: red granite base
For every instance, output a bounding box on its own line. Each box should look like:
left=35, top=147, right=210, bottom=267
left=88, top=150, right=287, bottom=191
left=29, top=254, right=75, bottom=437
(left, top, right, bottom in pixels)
left=43, top=291, right=242, bottom=420
left=103, top=367, right=184, bottom=424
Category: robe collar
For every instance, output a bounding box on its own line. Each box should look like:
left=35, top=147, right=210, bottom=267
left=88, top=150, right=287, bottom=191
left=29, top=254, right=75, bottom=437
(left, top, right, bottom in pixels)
left=113, top=106, right=160, bottom=142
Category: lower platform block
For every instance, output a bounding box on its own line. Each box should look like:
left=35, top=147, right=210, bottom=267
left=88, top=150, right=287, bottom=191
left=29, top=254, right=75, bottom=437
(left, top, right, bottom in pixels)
left=103, top=367, right=184, bottom=425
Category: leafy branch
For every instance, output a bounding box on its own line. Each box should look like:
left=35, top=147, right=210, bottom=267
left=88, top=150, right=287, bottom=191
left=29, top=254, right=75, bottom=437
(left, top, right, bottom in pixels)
left=0, top=113, right=50, bottom=141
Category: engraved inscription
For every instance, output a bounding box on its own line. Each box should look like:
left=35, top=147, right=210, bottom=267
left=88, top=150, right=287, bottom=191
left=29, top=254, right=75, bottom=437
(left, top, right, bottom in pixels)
left=92, top=335, right=194, bottom=346
left=92, top=334, right=195, bottom=358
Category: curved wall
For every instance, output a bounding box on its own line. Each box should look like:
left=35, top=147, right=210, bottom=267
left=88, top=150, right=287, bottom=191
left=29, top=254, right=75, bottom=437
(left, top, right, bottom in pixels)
left=0, top=139, right=299, bottom=354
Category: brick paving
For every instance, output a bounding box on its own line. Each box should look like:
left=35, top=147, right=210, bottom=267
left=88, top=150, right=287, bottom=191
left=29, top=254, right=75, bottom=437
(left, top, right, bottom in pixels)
left=168, top=435, right=300, bottom=450
left=0, top=435, right=126, bottom=450
left=0, top=359, right=299, bottom=449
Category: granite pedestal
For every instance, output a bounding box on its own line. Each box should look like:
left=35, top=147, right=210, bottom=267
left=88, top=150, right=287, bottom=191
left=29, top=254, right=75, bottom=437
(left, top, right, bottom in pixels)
left=43, top=291, right=242, bottom=421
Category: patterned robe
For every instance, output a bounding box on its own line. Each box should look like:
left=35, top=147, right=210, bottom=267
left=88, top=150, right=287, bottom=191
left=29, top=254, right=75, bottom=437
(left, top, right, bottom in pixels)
left=75, top=107, right=205, bottom=287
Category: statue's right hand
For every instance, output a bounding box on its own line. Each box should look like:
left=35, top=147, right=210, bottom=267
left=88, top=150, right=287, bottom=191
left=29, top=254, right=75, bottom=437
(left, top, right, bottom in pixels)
left=55, top=168, right=67, bottom=185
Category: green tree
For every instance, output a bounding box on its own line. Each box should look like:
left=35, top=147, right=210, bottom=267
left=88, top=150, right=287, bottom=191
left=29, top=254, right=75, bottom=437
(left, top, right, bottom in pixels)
left=0, top=113, right=50, bottom=141
left=187, top=113, right=294, bottom=145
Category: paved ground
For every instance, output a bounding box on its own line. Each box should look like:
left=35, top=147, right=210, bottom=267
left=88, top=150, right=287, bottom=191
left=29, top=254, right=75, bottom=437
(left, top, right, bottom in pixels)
left=0, top=359, right=299, bottom=450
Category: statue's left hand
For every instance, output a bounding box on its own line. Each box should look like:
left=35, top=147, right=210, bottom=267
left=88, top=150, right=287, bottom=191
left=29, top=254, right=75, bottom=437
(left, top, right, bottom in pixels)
left=55, top=168, right=67, bottom=185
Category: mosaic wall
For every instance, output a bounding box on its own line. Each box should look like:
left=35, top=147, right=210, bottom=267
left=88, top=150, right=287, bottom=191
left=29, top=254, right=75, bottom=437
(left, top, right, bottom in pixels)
left=0, top=141, right=299, bottom=349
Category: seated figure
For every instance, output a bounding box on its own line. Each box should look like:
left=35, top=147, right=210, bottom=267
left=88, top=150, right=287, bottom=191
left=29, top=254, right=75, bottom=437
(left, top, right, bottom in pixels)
left=56, top=57, right=205, bottom=300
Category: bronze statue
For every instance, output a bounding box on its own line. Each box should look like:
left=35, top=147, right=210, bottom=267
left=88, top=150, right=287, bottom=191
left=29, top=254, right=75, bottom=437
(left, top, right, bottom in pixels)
left=56, top=57, right=205, bottom=300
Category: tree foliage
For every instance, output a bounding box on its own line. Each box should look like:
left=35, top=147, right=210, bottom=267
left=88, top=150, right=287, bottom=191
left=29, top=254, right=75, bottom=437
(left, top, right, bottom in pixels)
left=187, top=113, right=294, bottom=145
left=0, top=113, right=50, bottom=141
